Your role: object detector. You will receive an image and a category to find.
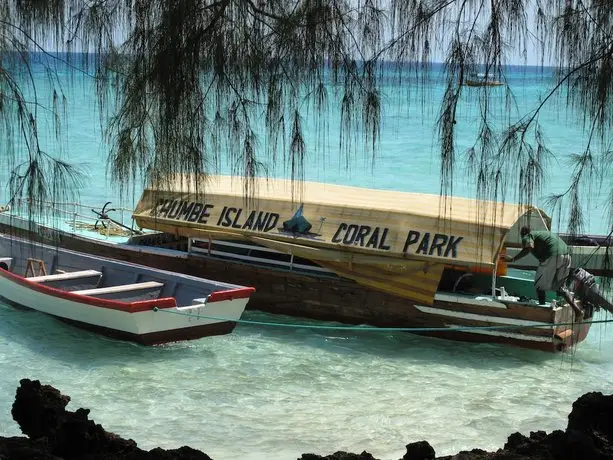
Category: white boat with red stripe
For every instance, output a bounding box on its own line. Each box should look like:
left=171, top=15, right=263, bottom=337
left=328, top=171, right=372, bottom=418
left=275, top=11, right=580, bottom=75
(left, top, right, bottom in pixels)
left=0, top=234, right=254, bottom=344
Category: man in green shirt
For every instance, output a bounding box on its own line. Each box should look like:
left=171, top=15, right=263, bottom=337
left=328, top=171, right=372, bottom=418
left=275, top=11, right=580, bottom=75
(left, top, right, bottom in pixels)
left=506, top=226, right=573, bottom=306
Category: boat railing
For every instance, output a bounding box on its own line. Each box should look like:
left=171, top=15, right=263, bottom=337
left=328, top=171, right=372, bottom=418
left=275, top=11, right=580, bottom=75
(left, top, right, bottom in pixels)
left=188, top=238, right=335, bottom=275
left=2, top=197, right=137, bottom=239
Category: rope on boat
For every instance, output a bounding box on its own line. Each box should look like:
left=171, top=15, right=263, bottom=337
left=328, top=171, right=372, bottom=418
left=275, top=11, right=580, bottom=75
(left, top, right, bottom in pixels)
left=152, top=307, right=613, bottom=333
left=68, top=220, right=133, bottom=237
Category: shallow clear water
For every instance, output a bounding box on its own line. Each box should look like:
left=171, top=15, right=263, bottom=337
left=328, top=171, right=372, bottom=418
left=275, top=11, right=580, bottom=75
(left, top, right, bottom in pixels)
left=1, top=306, right=613, bottom=459
left=0, top=60, right=612, bottom=459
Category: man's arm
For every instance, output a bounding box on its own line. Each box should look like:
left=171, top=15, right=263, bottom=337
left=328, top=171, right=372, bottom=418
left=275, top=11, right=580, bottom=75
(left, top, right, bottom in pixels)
left=505, top=238, right=534, bottom=262
left=506, top=247, right=532, bottom=262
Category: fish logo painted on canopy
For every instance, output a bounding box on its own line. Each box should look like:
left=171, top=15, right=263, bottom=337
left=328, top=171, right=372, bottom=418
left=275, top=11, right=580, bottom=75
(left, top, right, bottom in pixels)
left=277, top=204, right=325, bottom=240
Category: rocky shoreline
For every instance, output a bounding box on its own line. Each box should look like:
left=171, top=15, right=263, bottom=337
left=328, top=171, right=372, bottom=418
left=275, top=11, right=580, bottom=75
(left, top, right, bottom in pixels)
left=2, top=379, right=612, bottom=459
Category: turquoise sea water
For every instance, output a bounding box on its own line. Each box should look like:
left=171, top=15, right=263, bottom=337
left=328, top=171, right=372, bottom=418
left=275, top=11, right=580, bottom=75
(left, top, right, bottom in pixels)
left=0, top=59, right=612, bottom=459
left=1, top=308, right=613, bottom=459
left=2, top=60, right=610, bottom=233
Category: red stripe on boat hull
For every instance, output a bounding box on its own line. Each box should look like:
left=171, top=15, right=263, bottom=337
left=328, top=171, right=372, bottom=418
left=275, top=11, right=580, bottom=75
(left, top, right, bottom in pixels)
left=0, top=267, right=177, bottom=312
left=0, top=267, right=254, bottom=313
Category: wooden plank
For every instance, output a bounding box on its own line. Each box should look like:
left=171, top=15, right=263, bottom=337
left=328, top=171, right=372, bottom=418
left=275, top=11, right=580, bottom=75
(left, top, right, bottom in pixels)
left=73, top=281, right=163, bottom=296
left=29, top=269, right=102, bottom=282
left=433, top=298, right=553, bottom=323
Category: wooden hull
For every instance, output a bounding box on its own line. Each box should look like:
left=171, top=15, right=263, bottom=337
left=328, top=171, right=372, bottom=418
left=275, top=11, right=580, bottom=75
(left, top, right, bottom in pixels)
left=56, top=316, right=237, bottom=345
left=0, top=234, right=253, bottom=345
left=420, top=293, right=590, bottom=352
left=0, top=220, right=591, bottom=352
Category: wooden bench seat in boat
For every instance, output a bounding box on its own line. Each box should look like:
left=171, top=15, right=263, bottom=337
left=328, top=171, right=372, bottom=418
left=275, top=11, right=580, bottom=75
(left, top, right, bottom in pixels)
left=28, top=269, right=102, bottom=282
left=72, top=281, right=164, bottom=296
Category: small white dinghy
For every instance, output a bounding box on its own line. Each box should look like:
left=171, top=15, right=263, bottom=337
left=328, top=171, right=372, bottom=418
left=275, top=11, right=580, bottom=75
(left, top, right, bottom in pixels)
left=0, top=234, right=254, bottom=344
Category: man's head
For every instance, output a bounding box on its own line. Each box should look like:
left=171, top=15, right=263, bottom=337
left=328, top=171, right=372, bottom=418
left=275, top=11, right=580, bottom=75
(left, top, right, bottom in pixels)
left=520, top=226, right=531, bottom=237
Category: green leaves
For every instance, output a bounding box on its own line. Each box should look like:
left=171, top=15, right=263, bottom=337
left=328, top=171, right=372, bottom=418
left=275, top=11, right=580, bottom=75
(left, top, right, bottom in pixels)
left=1, top=0, right=612, bottom=251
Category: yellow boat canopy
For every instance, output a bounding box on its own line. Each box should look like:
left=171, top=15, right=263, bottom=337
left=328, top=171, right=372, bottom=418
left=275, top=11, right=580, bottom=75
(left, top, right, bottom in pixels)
left=133, top=175, right=550, bottom=268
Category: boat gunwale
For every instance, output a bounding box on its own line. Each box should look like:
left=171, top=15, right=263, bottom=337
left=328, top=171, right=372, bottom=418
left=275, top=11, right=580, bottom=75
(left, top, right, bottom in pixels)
left=0, top=266, right=177, bottom=313
left=0, top=235, right=255, bottom=313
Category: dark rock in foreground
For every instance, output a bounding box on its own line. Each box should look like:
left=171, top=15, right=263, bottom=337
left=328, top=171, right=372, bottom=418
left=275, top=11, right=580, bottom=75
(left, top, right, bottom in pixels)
left=300, top=452, right=378, bottom=460
left=301, top=394, right=613, bottom=460
left=2, top=379, right=613, bottom=459
left=6, top=379, right=211, bottom=459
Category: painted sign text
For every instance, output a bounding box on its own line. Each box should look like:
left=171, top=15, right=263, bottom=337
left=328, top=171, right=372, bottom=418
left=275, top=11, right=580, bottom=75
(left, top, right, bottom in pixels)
left=154, top=199, right=214, bottom=224
left=216, top=207, right=279, bottom=232
left=332, top=223, right=391, bottom=250
left=402, top=230, right=463, bottom=258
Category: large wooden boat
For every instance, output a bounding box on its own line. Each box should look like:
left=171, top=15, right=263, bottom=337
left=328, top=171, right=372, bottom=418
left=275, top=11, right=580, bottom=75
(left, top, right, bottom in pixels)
left=0, top=233, right=253, bottom=344
left=1, top=176, right=610, bottom=352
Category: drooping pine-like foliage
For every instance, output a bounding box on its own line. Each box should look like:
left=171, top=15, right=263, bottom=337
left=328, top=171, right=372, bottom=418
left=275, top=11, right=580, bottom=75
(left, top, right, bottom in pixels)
left=1, top=1, right=612, bottom=262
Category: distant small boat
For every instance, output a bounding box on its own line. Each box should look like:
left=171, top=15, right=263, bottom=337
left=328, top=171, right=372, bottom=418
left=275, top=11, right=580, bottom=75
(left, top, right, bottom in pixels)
left=464, top=72, right=504, bottom=87
left=0, top=234, right=254, bottom=345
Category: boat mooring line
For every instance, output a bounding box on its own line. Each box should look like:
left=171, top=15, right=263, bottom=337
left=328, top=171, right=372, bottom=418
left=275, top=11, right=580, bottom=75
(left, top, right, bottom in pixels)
left=152, top=307, right=613, bottom=333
